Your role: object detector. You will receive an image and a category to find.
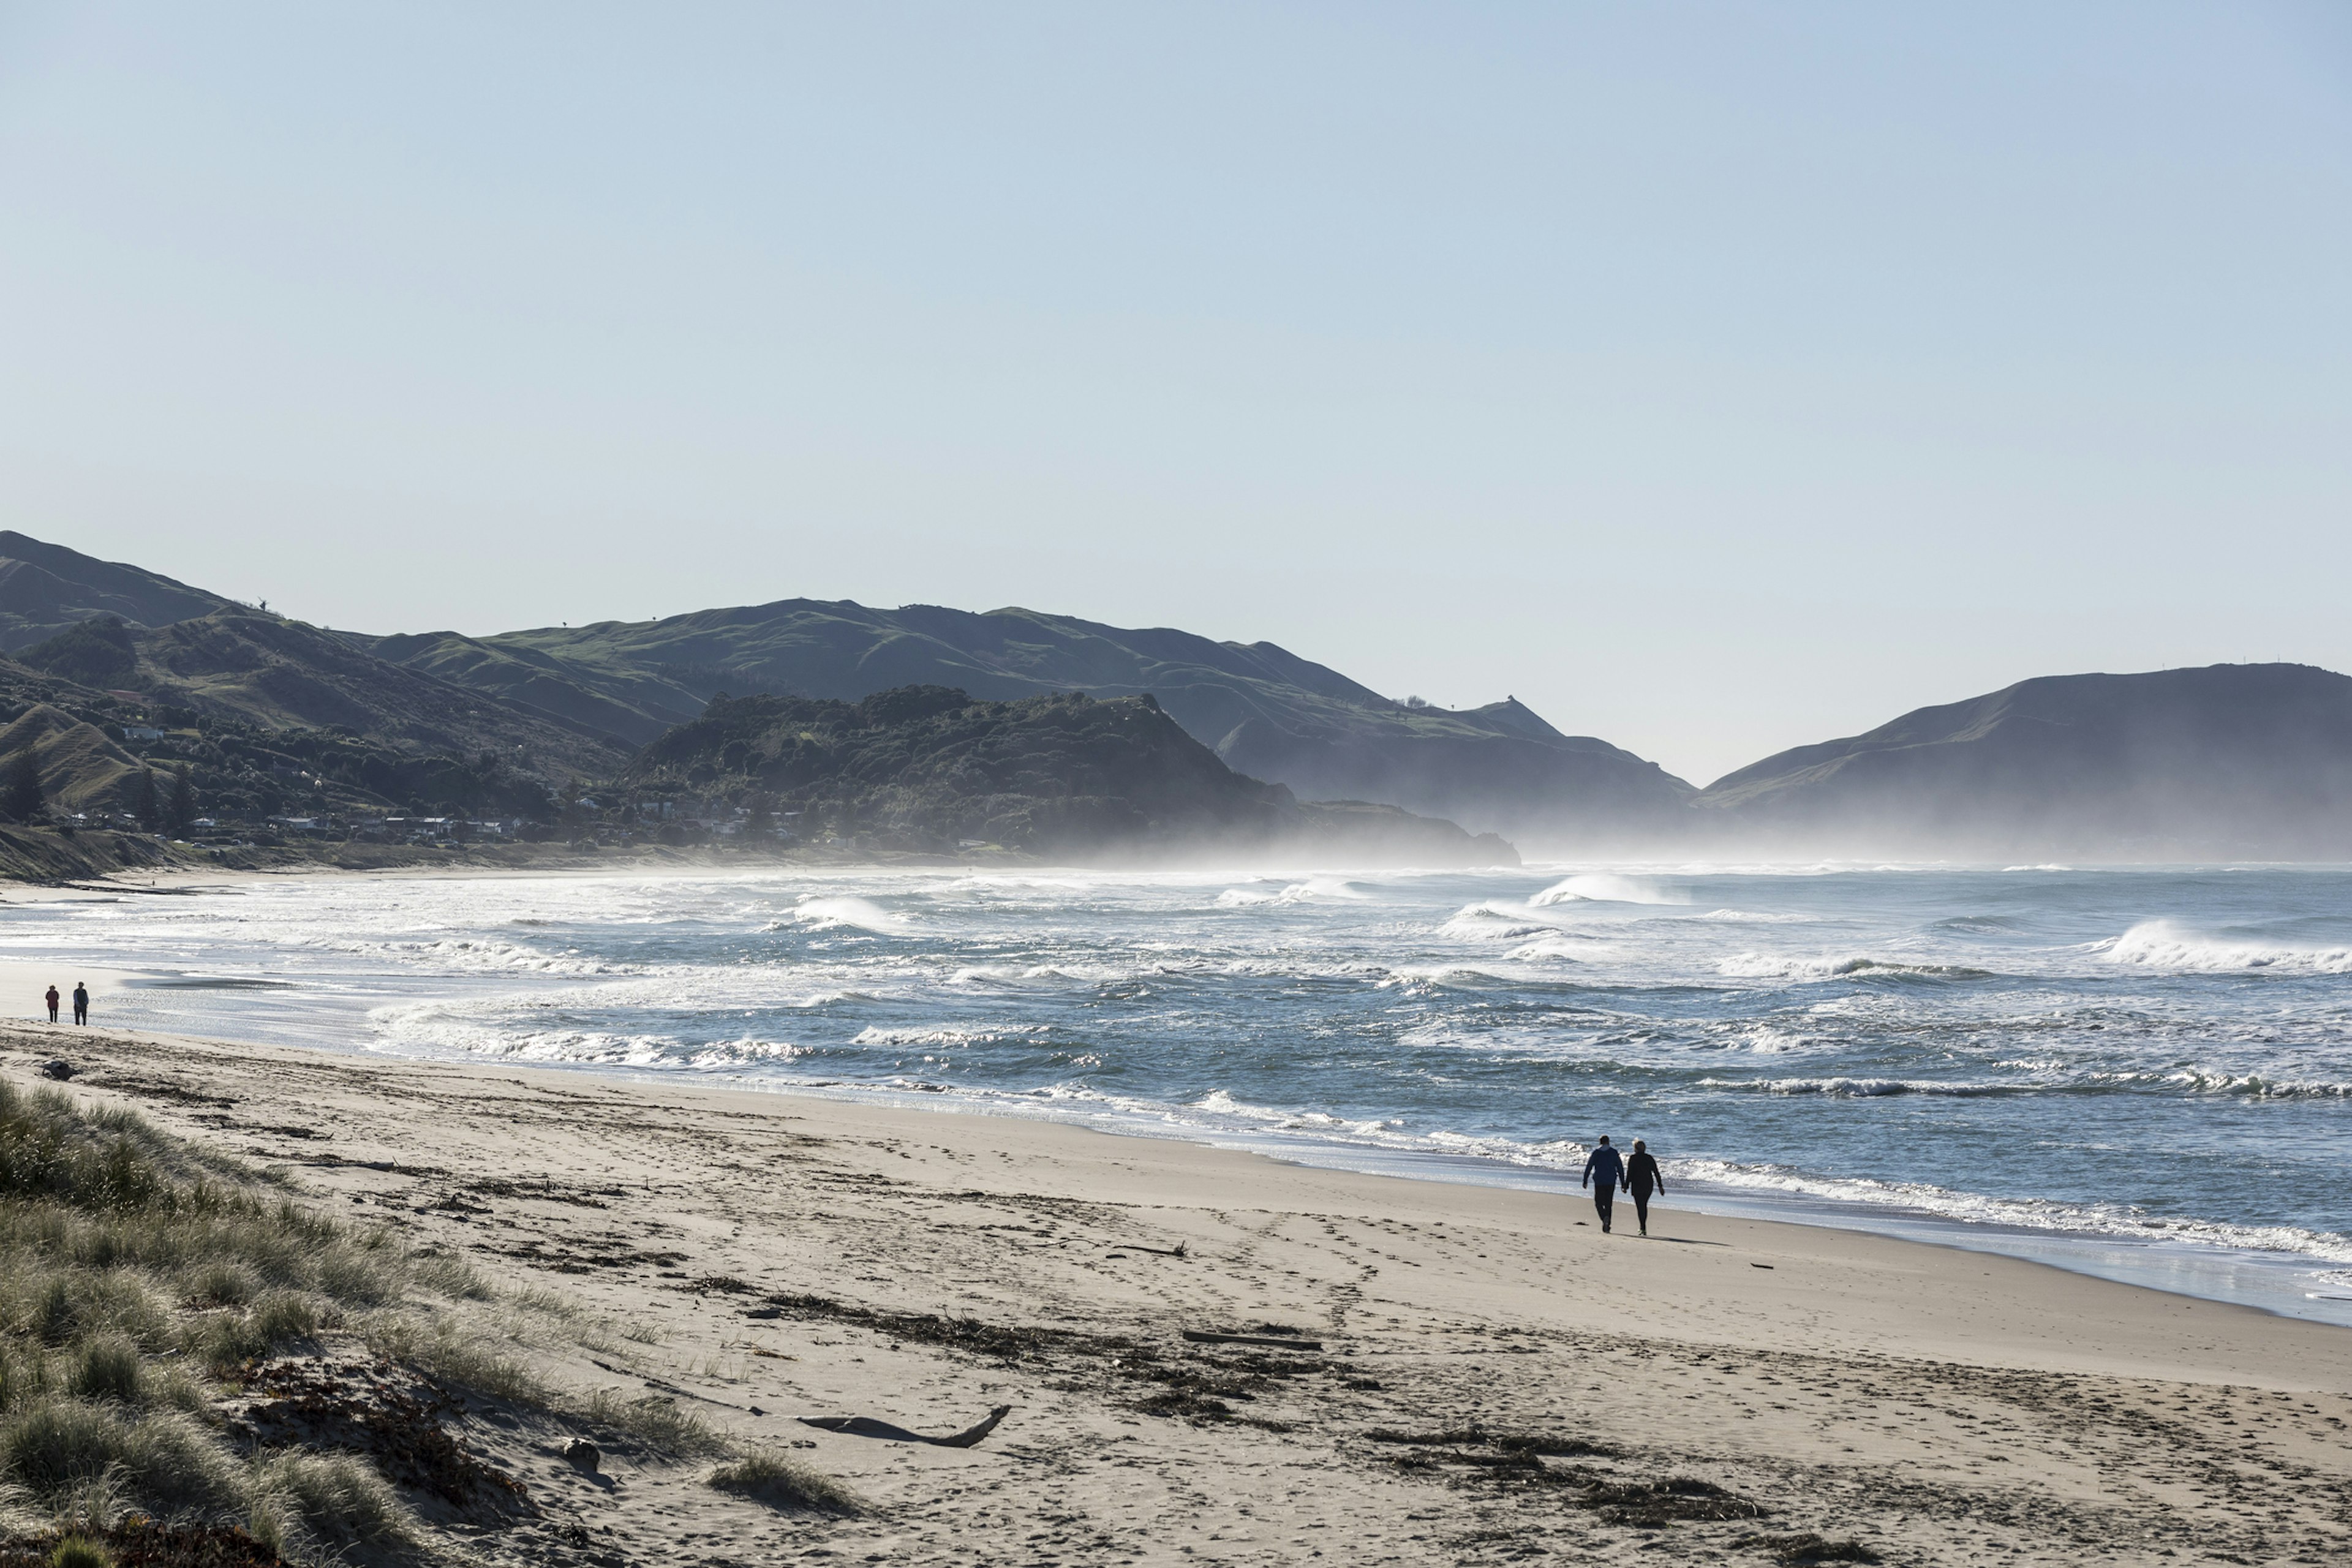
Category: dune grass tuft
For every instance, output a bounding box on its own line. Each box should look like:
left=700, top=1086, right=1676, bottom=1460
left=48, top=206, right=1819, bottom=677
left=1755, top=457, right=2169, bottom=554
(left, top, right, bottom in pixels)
left=63, top=1336, right=141, bottom=1405
left=707, top=1450, right=866, bottom=1515
left=45, top=1534, right=111, bottom=1568
left=250, top=1450, right=417, bottom=1559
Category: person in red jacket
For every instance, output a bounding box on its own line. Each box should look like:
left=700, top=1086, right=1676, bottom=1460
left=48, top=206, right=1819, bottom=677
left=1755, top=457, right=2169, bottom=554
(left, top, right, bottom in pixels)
left=43, top=984, right=58, bottom=1023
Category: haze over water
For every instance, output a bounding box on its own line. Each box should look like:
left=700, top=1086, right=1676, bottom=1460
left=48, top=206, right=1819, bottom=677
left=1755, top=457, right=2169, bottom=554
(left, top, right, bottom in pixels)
left=12, top=865, right=2351, bottom=1320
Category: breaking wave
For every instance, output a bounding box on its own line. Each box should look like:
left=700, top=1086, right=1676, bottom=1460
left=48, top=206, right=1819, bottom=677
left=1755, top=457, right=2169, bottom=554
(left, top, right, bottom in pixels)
left=786, top=896, right=911, bottom=934
left=2106, top=920, right=2352, bottom=974
left=1529, top=873, right=1681, bottom=907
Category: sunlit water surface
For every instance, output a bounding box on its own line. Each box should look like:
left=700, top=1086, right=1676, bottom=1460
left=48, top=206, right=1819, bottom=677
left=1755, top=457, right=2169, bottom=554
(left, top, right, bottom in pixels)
left=7, top=864, right=2350, bottom=1323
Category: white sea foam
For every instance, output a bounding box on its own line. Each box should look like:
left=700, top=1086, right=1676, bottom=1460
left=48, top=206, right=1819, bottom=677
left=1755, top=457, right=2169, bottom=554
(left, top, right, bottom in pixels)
left=1698, top=1075, right=2018, bottom=1097
left=788, top=895, right=911, bottom=933
left=1676, top=1158, right=2352, bottom=1265
left=329, top=937, right=630, bottom=977
left=1439, top=902, right=1595, bottom=941
left=2106, top=920, right=2352, bottom=974
left=1504, top=936, right=1594, bottom=962
left=1716, top=954, right=1991, bottom=981
left=853, top=1025, right=1049, bottom=1047
left=1529, top=873, right=1681, bottom=907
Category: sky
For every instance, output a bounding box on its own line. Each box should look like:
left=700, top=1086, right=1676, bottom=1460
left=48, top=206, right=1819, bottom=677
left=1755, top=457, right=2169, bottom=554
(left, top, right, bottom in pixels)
left=2, top=2, right=2348, bottom=786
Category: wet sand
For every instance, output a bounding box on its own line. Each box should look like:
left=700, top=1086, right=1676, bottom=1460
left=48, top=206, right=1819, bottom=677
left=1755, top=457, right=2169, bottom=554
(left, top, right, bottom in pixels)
left=7, top=1023, right=2350, bottom=1567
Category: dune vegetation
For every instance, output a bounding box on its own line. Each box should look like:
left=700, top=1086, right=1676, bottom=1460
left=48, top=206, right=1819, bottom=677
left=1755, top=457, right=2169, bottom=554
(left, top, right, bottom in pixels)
left=0, top=1074, right=760, bottom=1567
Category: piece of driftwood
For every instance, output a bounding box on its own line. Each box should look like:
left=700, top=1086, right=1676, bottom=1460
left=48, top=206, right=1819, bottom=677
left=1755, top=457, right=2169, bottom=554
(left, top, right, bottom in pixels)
left=1181, top=1330, right=1325, bottom=1351
left=797, top=1404, right=1013, bottom=1448
left=1110, top=1242, right=1188, bottom=1257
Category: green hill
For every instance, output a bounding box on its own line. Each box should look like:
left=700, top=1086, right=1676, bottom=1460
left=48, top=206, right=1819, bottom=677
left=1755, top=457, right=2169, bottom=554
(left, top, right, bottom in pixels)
left=1693, top=663, right=2352, bottom=858
left=0, top=531, right=235, bottom=651
left=625, top=685, right=1518, bottom=865
left=16, top=613, right=627, bottom=790
left=0, top=703, right=146, bottom=813
left=380, top=600, right=1692, bottom=846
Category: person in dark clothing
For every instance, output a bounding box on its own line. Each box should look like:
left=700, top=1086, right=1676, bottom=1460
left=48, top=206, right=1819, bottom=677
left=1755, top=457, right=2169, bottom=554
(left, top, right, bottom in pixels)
left=43, top=984, right=59, bottom=1023
left=72, top=982, right=88, bottom=1025
left=1625, top=1139, right=1665, bottom=1236
left=1581, top=1135, right=1625, bottom=1234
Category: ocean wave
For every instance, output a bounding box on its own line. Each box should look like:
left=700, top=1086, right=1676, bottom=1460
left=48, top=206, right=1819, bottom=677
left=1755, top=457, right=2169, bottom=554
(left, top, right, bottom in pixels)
left=1440, top=902, right=1594, bottom=941
left=331, top=937, right=630, bottom=978
left=1504, top=936, right=1594, bottom=962
left=786, top=895, right=912, bottom=934
left=2106, top=920, right=2352, bottom=974
left=1529, top=873, right=1681, bottom=907
left=1215, top=878, right=1365, bottom=908
left=2091, top=1069, right=2352, bottom=1099
left=1675, top=1158, right=2352, bottom=1265
left=1698, top=1075, right=2021, bottom=1098
left=1716, top=953, right=1993, bottom=982
left=853, top=1024, right=1049, bottom=1047
left=365, top=999, right=808, bottom=1068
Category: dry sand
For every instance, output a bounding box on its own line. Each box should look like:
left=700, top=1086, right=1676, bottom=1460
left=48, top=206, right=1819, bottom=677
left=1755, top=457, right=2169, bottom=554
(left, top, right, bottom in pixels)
left=6, top=1023, right=2349, bottom=1567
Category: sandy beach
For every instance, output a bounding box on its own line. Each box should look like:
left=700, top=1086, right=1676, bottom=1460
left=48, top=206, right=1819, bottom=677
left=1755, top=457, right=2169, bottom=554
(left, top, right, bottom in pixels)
left=2, top=1022, right=2346, bottom=1567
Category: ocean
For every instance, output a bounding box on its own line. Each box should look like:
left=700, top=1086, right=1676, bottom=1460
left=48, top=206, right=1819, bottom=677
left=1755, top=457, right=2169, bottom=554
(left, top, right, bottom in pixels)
left=9, top=862, right=2350, bottom=1323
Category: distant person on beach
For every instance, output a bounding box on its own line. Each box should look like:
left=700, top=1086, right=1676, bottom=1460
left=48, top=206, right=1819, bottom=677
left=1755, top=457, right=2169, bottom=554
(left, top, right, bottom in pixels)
left=1582, top=1135, right=1625, bottom=1234
left=43, top=984, right=58, bottom=1023
left=72, top=982, right=88, bottom=1025
left=1626, top=1139, right=1665, bottom=1237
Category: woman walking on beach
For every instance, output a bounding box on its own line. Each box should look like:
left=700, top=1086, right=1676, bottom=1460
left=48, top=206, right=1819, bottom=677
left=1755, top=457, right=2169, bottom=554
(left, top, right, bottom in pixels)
left=43, top=984, right=58, bottom=1023
left=1625, top=1139, right=1665, bottom=1237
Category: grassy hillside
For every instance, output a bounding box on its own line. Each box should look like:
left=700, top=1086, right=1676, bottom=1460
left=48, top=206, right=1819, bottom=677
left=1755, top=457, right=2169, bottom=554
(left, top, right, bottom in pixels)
left=16, top=615, right=627, bottom=797
left=380, top=600, right=1691, bottom=844
left=626, top=685, right=1517, bottom=865
left=1694, top=663, right=2352, bottom=858
left=0, top=532, right=234, bottom=652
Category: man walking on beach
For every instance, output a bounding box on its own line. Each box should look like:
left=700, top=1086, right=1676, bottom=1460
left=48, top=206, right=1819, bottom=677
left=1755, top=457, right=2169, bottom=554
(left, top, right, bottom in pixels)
left=43, top=984, right=58, bottom=1023
left=1582, top=1135, right=1625, bottom=1234
left=1626, top=1139, right=1665, bottom=1237
left=72, top=982, right=88, bottom=1025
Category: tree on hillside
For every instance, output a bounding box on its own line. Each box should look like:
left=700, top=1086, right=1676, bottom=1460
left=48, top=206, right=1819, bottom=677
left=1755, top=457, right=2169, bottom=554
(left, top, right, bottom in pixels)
left=3, top=750, right=43, bottom=824
left=131, top=767, right=160, bottom=832
left=169, top=764, right=194, bottom=835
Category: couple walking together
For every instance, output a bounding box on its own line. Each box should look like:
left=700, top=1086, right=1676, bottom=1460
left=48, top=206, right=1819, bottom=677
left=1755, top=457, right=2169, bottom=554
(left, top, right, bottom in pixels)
left=1580, top=1135, right=1663, bottom=1235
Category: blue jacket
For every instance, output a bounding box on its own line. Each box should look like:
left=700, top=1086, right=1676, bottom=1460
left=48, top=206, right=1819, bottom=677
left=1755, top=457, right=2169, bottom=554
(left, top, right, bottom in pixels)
left=1583, top=1144, right=1625, bottom=1190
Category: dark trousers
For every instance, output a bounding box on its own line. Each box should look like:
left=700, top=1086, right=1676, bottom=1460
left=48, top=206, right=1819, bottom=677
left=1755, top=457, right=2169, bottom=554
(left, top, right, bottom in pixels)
left=1631, top=1186, right=1652, bottom=1232
left=1592, top=1183, right=1615, bottom=1230
left=73, top=1005, right=86, bottom=1024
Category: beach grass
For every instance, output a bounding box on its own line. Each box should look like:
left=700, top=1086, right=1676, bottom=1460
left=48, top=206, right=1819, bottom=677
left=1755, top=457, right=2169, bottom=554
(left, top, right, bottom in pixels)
left=0, top=1072, right=781, bottom=1561
left=0, top=1078, right=472, bottom=1561
left=707, top=1450, right=867, bottom=1515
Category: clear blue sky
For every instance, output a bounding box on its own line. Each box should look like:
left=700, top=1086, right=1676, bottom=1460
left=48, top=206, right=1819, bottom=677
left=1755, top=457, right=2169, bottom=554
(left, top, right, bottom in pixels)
left=3, top=2, right=2348, bottom=785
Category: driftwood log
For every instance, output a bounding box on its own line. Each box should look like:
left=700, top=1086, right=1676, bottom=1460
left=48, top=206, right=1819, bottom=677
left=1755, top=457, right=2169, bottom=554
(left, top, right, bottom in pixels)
left=796, top=1404, right=1014, bottom=1448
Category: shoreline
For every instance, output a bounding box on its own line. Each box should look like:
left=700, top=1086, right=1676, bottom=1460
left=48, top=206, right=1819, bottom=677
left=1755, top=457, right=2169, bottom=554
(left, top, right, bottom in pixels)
left=488, top=1064, right=2352, bottom=1330
left=20, top=1019, right=2352, bottom=1376
left=6, top=1022, right=2350, bottom=1565
left=10, top=856, right=2350, bottom=1333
